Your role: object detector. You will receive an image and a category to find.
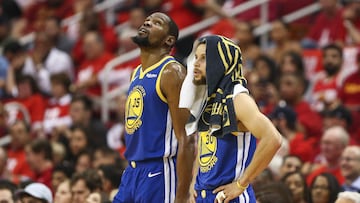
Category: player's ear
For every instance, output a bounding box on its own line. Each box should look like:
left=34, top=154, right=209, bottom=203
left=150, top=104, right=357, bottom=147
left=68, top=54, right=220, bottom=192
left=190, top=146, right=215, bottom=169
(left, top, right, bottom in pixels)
left=165, top=36, right=176, bottom=47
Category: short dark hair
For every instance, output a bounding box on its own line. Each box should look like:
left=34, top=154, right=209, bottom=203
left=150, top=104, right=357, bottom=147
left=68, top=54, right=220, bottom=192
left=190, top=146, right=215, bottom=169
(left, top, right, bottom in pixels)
left=167, top=16, right=179, bottom=41
left=71, top=169, right=102, bottom=192
left=71, top=94, right=93, bottom=111
left=323, top=43, right=343, bottom=58
left=46, top=16, right=62, bottom=26
left=16, top=75, right=40, bottom=94
left=50, top=72, right=72, bottom=93
left=53, top=163, right=74, bottom=179
left=29, top=139, right=53, bottom=161
left=0, top=179, right=17, bottom=198
left=98, top=164, right=123, bottom=188
left=3, top=40, right=24, bottom=54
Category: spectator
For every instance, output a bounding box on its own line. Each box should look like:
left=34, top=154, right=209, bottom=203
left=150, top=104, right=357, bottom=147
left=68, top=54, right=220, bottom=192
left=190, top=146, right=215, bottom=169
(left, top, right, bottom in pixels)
left=92, top=147, right=119, bottom=169
left=233, top=21, right=260, bottom=70
left=106, top=93, right=127, bottom=157
left=302, top=0, right=344, bottom=48
left=4, top=40, right=27, bottom=97
left=54, top=180, right=72, bottom=203
left=308, top=126, right=349, bottom=185
left=0, top=179, right=17, bottom=203
left=23, top=0, right=73, bottom=33
left=341, top=0, right=360, bottom=45
left=251, top=168, right=274, bottom=192
left=309, top=173, right=341, bottom=203
left=246, top=70, right=278, bottom=115
left=267, top=20, right=302, bottom=64
left=282, top=171, right=310, bottom=203
left=117, top=7, right=145, bottom=55
left=43, top=73, right=72, bottom=137
left=270, top=105, right=317, bottom=163
left=44, top=16, right=74, bottom=53
left=21, top=32, right=73, bottom=95
left=97, top=164, right=122, bottom=201
left=340, top=146, right=360, bottom=192
left=311, top=44, right=344, bottom=112
left=51, top=164, right=73, bottom=192
left=279, top=155, right=303, bottom=180
left=6, top=120, right=34, bottom=184
left=67, top=126, right=90, bottom=165
left=71, top=10, right=117, bottom=65
left=72, top=31, right=114, bottom=97
left=335, top=191, right=360, bottom=203
left=69, top=95, right=107, bottom=148
left=321, top=105, right=357, bottom=144
left=15, top=182, right=53, bottom=203
left=279, top=73, right=323, bottom=138
left=0, top=147, right=8, bottom=178
left=255, top=182, right=294, bottom=203
left=253, top=55, right=277, bottom=85
left=25, top=139, right=54, bottom=189
left=278, top=51, right=306, bottom=78
left=339, top=49, right=360, bottom=138
left=6, top=75, right=46, bottom=133
left=70, top=169, right=102, bottom=203
left=75, top=150, right=93, bottom=173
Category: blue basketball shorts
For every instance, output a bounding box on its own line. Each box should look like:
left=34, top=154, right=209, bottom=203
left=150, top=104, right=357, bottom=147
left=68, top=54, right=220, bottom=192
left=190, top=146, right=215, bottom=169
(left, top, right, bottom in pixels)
left=113, top=158, right=176, bottom=203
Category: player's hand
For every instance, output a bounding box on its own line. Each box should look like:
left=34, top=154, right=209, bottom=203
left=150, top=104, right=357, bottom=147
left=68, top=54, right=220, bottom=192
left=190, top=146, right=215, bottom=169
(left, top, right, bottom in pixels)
left=188, top=189, right=197, bottom=203
left=212, top=182, right=245, bottom=203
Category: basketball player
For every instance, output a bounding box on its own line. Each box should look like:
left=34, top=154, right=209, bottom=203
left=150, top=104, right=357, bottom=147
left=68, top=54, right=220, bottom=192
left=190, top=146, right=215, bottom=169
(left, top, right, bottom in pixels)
left=113, top=12, right=195, bottom=203
left=184, top=35, right=282, bottom=203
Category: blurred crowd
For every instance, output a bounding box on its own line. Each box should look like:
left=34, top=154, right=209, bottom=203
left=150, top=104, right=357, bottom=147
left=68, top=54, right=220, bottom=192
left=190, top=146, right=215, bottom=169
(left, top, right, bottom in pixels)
left=0, top=0, right=359, bottom=202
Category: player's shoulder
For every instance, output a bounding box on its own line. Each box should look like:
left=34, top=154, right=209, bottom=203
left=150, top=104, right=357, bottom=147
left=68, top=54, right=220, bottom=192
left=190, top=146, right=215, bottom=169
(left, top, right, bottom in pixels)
left=162, top=59, right=186, bottom=80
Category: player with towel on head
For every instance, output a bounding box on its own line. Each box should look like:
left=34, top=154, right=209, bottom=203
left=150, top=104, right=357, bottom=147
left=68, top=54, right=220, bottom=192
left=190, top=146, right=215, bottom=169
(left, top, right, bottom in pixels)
left=180, top=35, right=282, bottom=203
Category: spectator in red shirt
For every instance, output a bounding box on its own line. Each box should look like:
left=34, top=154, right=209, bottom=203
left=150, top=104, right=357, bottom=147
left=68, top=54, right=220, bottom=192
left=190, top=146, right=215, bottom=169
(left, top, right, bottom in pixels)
left=339, top=50, right=360, bottom=137
left=6, top=120, right=34, bottom=184
left=311, top=44, right=344, bottom=112
left=302, top=0, right=345, bottom=48
left=25, top=138, right=54, bottom=190
left=6, top=75, right=46, bottom=134
left=23, top=0, right=73, bottom=33
left=73, top=31, right=114, bottom=97
left=307, top=126, right=349, bottom=186
left=44, top=73, right=72, bottom=138
left=270, top=105, right=317, bottom=163
left=342, top=0, right=360, bottom=45
left=71, top=10, right=117, bottom=65
left=279, top=73, right=323, bottom=138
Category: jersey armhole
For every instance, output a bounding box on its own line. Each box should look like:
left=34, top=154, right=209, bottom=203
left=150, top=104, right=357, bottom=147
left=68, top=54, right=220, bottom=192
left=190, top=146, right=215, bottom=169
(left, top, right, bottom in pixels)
left=156, top=61, right=179, bottom=103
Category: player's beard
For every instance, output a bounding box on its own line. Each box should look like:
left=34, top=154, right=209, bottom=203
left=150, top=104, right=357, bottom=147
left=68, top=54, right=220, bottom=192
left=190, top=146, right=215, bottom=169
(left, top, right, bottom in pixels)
left=193, top=76, right=206, bottom=86
left=131, top=35, right=150, bottom=47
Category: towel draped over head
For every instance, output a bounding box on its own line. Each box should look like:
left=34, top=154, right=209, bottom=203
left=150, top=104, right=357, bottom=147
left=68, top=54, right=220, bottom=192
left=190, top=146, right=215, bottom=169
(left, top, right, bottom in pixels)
left=179, top=35, right=247, bottom=137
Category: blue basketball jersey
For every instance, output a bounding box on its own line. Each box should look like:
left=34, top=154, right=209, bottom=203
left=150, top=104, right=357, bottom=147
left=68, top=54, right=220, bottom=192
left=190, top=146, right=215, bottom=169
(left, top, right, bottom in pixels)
left=195, top=131, right=257, bottom=202
left=124, top=56, right=178, bottom=161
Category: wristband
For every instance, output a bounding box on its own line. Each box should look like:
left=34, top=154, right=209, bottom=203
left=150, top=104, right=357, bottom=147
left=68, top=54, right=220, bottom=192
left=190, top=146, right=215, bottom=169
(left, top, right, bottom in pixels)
left=236, top=180, right=248, bottom=190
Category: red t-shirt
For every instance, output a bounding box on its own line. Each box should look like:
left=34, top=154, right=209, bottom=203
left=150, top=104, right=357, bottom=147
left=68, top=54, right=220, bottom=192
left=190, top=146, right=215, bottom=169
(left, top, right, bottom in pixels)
left=76, top=52, right=114, bottom=96
left=163, top=0, right=203, bottom=29
left=34, top=167, right=53, bottom=190
left=294, top=101, right=323, bottom=138
left=6, top=94, right=46, bottom=129
left=339, top=71, right=360, bottom=108
left=43, top=94, right=72, bottom=134
left=289, top=132, right=317, bottom=163
left=306, top=8, right=345, bottom=46
left=6, top=148, right=34, bottom=184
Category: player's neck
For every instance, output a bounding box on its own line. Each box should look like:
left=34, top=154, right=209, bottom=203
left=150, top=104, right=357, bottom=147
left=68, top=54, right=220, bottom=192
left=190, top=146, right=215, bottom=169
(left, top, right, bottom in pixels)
left=140, top=48, right=169, bottom=69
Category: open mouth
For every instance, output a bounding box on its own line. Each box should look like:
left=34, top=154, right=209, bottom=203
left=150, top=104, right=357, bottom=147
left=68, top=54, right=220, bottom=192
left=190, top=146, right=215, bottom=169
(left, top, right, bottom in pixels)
left=138, top=27, right=148, bottom=35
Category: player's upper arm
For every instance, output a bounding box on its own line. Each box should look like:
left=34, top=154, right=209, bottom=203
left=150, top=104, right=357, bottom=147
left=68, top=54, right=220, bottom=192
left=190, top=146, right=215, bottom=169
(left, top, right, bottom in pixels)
left=161, top=62, right=189, bottom=139
left=233, top=92, right=278, bottom=140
